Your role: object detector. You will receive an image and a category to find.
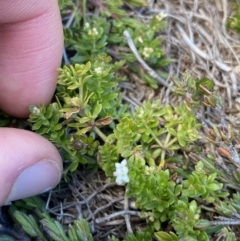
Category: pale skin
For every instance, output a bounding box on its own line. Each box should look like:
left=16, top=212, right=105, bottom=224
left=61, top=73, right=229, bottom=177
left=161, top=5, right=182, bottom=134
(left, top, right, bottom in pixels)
left=0, top=0, right=64, bottom=206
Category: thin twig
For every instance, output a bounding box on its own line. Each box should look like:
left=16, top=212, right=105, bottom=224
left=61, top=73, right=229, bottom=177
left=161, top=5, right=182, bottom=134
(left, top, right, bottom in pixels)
left=95, top=210, right=141, bottom=224
left=210, top=219, right=240, bottom=226
left=124, top=192, right=132, bottom=233
left=93, top=197, right=123, bottom=217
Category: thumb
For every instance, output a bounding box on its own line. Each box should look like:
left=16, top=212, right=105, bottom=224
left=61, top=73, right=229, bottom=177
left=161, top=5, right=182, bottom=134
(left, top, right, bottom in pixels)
left=0, top=128, right=63, bottom=206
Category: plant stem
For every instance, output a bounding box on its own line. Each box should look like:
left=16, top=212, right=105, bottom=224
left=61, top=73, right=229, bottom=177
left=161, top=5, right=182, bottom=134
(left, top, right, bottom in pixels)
left=79, top=79, right=84, bottom=107
left=159, top=150, right=166, bottom=169
left=93, top=126, right=107, bottom=142
left=166, top=137, right=178, bottom=148
left=82, top=0, right=86, bottom=24
left=143, top=123, right=163, bottom=147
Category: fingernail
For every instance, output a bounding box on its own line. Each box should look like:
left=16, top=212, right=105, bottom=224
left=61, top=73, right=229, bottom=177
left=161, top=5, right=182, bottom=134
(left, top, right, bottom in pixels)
left=5, top=159, right=62, bottom=204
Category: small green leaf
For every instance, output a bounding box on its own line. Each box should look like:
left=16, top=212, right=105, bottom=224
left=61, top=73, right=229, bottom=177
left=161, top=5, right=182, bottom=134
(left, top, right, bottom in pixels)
left=154, top=219, right=161, bottom=231
left=13, top=211, right=46, bottom=240
left=54, top=124, right=62, bottom=131
left=79, top=117, right=92, bottom=123
left=32, top=121, right=43, bottom=130
left=76, top=61, right=91, bottom=75
left=189, top=200, right=198, bottom=214
left=92, top=101, right=102, bottom=117
left=40, top=218, right=69, bottom=241
left=71, top=97, right=82, bottom=107
left=167, top=128, right=177, bottom=136
left=82, top=75, right=92, bottom=85
left=155, top=231, right=174, bottom=241
left=77, top=126, right=92, bottom=135
left=168, top=144, right=180, bottom=150
left=121, top=150, right=132, bottom=158
left=152, top=148, right=161, bottom=159
left=67, top=83, right=80, bottom=90
left=207, top=183, right=223, bottom=192
left=207, top=173, right=217, bottom=183
left=68, top=224, right=78, bottom=240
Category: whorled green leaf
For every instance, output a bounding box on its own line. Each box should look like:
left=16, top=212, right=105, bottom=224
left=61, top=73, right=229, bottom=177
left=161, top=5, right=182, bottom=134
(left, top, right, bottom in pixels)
left=155, top=231, right=178, bottom=241
left=13, top=211, right=46, bottom=241
left=72, top=217, right=93, bottom=241
left=40, top=218, right=69, bottom=241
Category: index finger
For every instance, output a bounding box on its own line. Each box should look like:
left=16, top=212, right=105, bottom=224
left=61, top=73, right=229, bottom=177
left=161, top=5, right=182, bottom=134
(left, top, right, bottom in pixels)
left=0, top=0, right=63, bottom=117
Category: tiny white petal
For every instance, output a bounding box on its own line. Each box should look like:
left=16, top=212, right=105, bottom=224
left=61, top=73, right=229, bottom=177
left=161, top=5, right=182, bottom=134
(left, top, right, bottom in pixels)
left=84, top=22, right=90, bottom=28
left=116, top=169, right=122, bottom=176
left=149, top=216, right=154, bottom=222
left=116, top=176, right=123, bottom=185
left=121, top=159, right=127, bottom=166
left=115, top=163, right=121, bottom=168
left=119, top=166, right=128, bottom=173
left=32, top=106, right=40, bottom=114
left=122, top=175, right=129, bottom=183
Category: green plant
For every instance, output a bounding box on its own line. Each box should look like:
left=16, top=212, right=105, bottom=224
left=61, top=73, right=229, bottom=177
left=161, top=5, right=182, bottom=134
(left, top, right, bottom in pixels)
left=182, top=161, right=223, bottom=202
left=4, top=197, right=93, bottom=241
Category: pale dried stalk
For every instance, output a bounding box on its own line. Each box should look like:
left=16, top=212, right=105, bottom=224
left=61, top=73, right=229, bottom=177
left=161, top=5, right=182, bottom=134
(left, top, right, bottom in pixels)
left=123, top=30, right=169, bottom=88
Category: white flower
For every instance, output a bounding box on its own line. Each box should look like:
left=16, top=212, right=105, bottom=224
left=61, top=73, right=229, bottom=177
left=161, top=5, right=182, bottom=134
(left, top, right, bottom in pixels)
left=32, top=106, right=40, bottom=114
left=95, top=67, right=102, bottom=74
left=113, top=159, right=129, bottom=185
left=149, top=216, right=154, bottom=222
left=88, top=27, right=98, bottom=36
left=156, top=12, right=167, bottom=22
left=84, top=22, right=90, bottom=29
left=144, top=166, right=155, bottom=175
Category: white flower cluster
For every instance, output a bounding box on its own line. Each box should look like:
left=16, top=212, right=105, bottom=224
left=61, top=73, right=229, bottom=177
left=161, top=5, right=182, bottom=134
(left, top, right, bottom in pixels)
left=32, top=106, right=40, bottom=114
left=88, top=27, right=98, bottom=37
left=95, top=66, right=102, bottom=74
left=113, top=159, right=129, bottom=185
left=84, top=22, right=90, bottom=29
left=142, top=47, right=153, bottom=59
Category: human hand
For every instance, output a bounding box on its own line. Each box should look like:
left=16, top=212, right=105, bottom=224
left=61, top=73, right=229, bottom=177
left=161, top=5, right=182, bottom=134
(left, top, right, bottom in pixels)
left=0, top=0, right=63, bottom=206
